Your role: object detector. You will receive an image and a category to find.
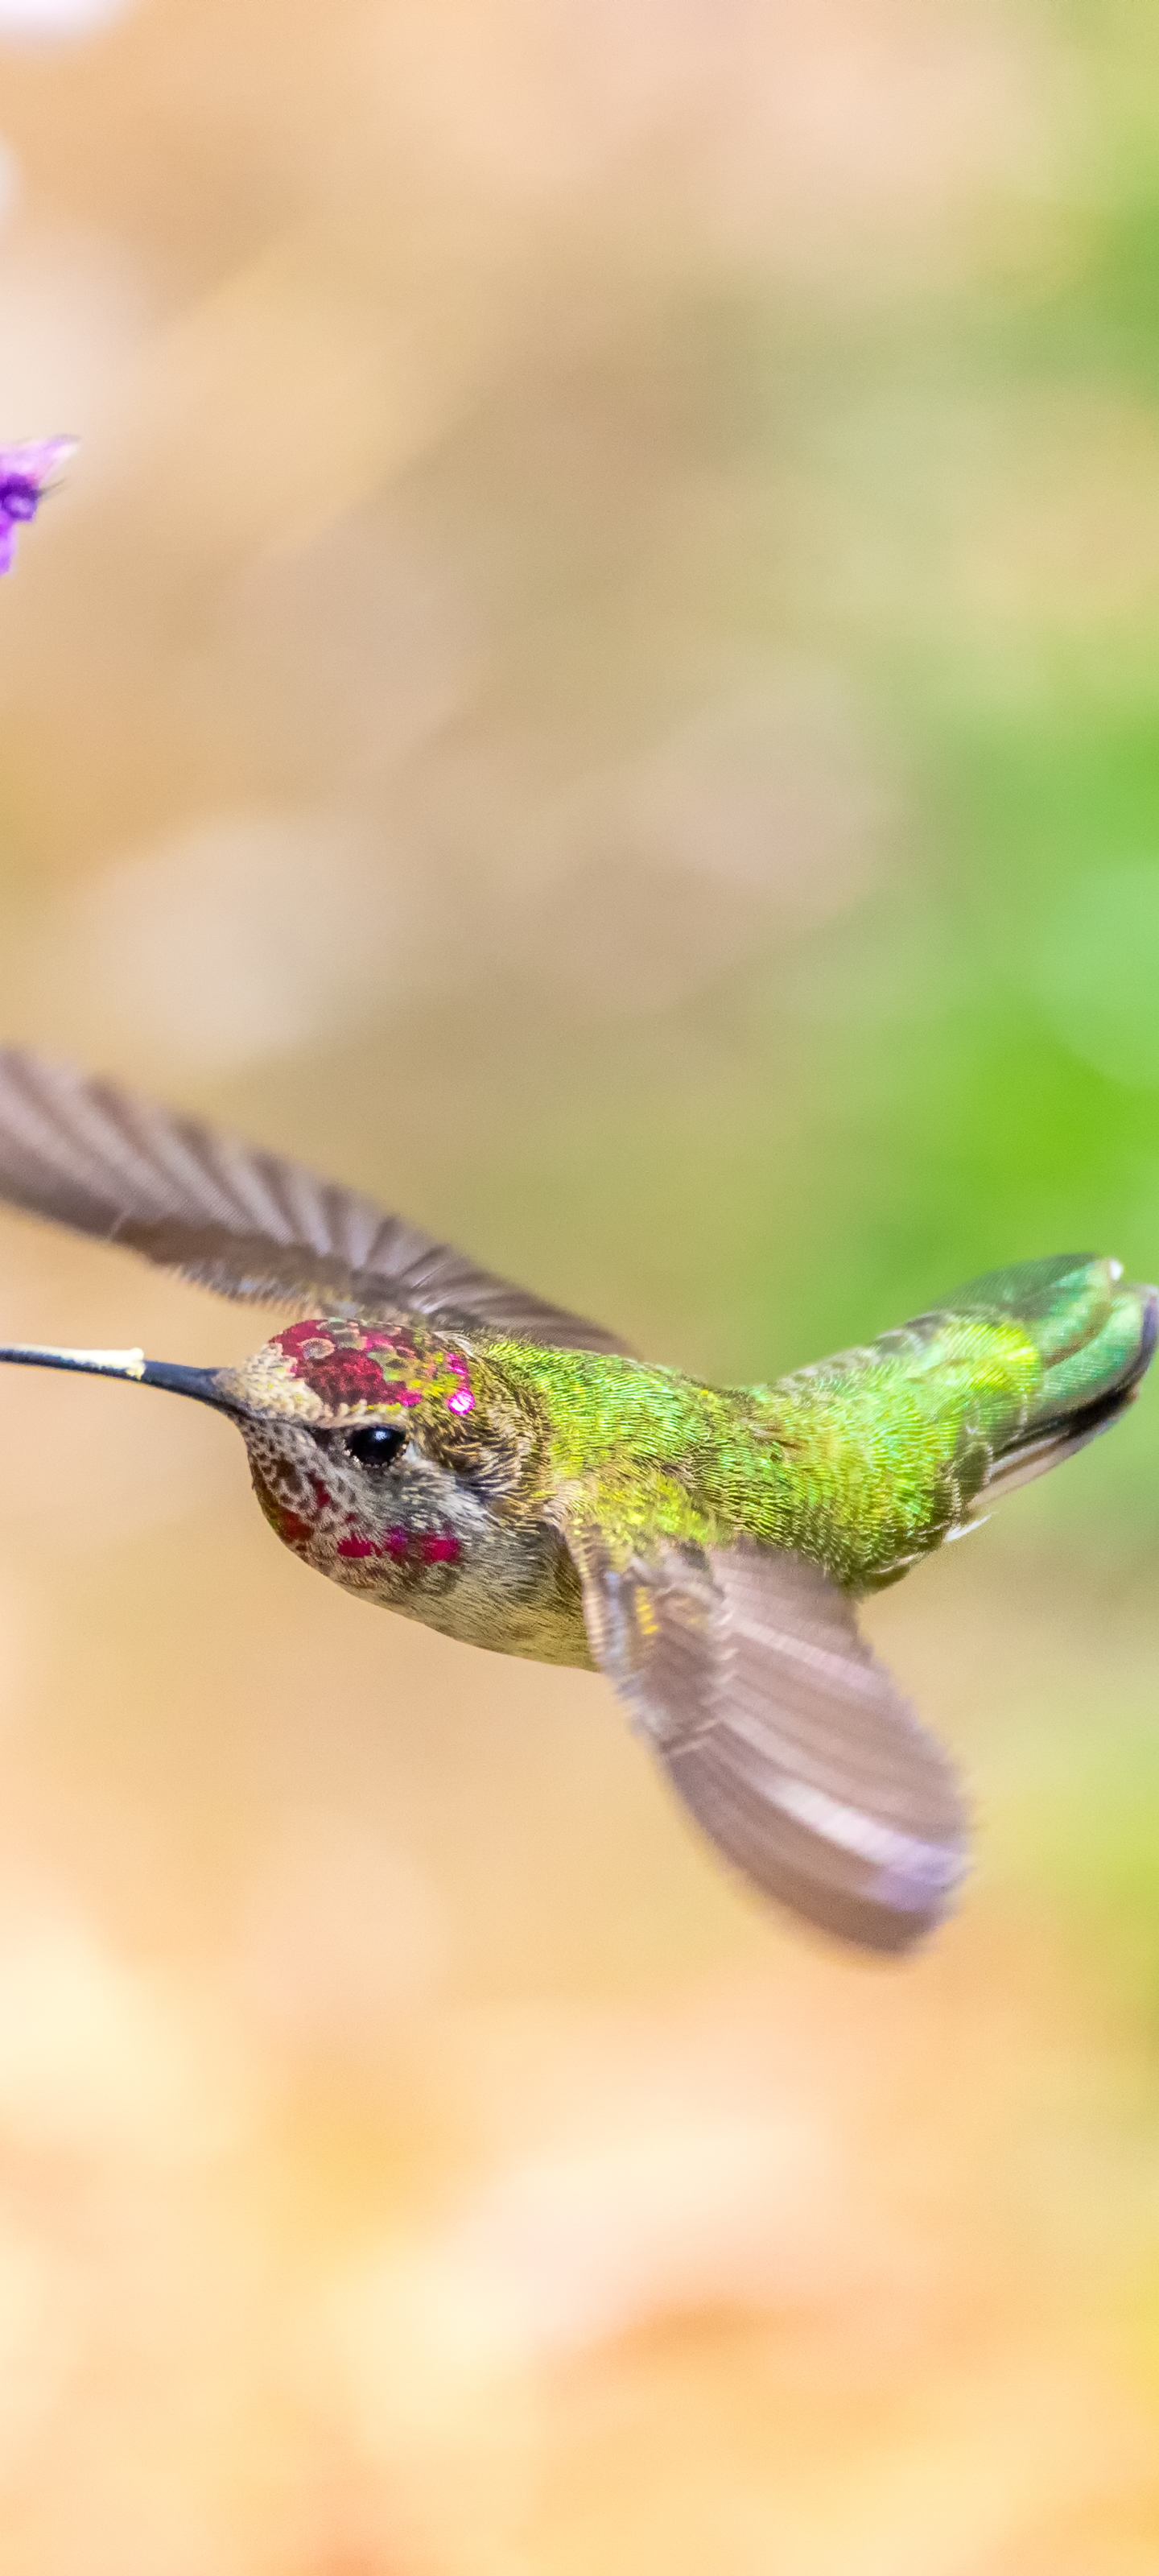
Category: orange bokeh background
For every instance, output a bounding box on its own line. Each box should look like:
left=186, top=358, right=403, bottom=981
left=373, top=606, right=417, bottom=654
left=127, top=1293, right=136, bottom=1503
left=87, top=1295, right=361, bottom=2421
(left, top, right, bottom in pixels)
left=0, top=4, right=1157, bottom=2570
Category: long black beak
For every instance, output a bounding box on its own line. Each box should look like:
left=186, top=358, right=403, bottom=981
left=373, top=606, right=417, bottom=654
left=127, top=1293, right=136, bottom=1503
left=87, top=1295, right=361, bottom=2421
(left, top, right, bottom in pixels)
left=0, top=1343, right=241, bottom=1414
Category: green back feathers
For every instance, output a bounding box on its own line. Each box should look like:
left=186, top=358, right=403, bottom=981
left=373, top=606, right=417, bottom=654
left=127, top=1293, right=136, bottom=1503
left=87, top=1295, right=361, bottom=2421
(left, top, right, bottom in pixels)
left=501, top=1254, right=1156, bottom=1597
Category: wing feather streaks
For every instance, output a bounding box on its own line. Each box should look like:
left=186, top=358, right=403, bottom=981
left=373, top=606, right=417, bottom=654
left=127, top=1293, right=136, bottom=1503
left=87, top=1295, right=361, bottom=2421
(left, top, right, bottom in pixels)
left=0, top=1051, right=630, bottom=1353
left=573, top=1530, right=967, bottom=1953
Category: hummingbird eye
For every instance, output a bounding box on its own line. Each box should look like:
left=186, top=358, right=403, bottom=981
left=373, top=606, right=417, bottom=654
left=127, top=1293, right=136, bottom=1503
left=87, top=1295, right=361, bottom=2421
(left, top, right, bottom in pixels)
left=344, top=1422, right=406, bottom=1470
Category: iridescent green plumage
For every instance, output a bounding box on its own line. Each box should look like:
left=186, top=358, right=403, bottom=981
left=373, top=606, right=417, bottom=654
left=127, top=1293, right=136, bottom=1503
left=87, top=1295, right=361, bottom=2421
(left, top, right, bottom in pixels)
left=490, top=1251, right=1153, bottom=1596
left=0, top=1052, right=1150, bottom=1958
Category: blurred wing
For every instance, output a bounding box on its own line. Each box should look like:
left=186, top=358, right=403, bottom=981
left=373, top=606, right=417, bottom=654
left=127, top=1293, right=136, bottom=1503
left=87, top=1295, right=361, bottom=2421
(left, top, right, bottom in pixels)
left=0, top=1051, right=631, bottom=1352
left=573, top=1530, right=967, bottom=1952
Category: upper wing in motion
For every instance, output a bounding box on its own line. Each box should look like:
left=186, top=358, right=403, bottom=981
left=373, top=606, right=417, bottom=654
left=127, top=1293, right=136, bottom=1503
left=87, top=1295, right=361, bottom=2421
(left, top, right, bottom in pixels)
left=0, top=1051, right=631, bottom=1353
left=573, top=1528, right=967, bottom=1952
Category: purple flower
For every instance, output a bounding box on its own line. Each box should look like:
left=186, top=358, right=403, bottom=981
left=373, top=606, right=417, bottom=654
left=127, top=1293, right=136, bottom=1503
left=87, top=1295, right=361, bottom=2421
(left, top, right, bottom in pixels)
left=0, top=436, right=77, bottom=573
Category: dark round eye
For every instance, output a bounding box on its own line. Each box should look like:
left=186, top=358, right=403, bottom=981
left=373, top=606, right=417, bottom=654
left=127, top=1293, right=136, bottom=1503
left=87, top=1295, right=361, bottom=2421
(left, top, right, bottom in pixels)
left=344, top=1422, right=406, bottom=1469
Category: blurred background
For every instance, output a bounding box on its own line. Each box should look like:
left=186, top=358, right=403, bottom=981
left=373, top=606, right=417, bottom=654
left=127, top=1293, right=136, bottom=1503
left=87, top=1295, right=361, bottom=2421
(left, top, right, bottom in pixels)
left=0, top=0, right=1157, bottom=2568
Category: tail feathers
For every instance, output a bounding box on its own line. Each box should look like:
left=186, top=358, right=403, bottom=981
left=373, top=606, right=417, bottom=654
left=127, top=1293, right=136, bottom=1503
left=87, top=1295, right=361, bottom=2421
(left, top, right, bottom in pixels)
left=984, top=1365, right=1153, bottom=1499
left=957, top=1257, right=1158, bottom=1499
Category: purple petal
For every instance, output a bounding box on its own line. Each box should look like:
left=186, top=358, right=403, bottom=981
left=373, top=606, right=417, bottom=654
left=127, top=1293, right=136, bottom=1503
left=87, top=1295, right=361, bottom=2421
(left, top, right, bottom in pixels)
left=0, top=436, right=77, bottom=488
left=0, top=435, right=76, bottom=573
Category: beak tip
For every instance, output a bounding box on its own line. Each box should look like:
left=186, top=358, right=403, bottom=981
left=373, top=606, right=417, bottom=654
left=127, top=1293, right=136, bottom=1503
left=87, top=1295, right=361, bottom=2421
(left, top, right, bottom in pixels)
left=0, top=1346, right=237, bottom=1414
left=0, top=1341, right=146, bottom=1378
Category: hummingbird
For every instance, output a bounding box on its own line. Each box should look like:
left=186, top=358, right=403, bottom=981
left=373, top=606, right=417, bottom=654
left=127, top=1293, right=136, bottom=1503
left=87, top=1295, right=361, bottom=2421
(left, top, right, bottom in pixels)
left=0, top=1051, right=1150, bottom=1957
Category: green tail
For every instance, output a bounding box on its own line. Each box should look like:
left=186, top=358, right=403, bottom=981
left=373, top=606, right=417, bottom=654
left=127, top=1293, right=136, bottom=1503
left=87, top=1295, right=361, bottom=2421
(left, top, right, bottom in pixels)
left=767, top=1253, right=1157, bottom=1591
left=938, top=1254, right=1157, bottom=1498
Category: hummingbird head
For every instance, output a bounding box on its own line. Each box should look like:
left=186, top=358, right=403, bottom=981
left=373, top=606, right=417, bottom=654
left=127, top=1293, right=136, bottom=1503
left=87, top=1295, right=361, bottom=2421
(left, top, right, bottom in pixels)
left=222, top=1315, right=532, bottom=1602
left=0, top=1314, right=546, bottom=1618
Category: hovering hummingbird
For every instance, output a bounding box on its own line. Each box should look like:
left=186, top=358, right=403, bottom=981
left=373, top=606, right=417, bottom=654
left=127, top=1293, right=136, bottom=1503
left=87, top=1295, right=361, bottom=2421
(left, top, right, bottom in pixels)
left=0, top=1051, right=1150, bottom=1956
